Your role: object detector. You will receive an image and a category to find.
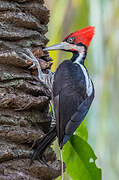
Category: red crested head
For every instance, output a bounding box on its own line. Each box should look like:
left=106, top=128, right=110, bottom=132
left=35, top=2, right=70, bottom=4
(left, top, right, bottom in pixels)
left=44, top=26, right=95, bottom=54
left=64, top=26, right=95, bottom=47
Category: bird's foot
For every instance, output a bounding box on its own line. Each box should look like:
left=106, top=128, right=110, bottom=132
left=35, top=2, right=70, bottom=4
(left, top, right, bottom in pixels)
left=19, top=48, right=54, bottom=91
left=20, top=48, right=44, bottom=81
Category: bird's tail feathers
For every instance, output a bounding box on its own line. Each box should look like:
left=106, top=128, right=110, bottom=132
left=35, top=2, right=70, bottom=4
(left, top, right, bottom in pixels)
left=30, top=126, right=56, bottom=165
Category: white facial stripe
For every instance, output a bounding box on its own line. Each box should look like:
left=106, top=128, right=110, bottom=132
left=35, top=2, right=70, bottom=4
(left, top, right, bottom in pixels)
left=62, top=42, right=74, bottom=50
left=62, top=42, right=81, bottom=51
left=74, top=53, right=93, bottom=96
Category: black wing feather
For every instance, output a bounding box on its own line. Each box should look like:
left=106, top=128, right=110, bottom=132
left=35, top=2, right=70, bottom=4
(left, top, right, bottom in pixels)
left=62, top=92, right=94, bottom=148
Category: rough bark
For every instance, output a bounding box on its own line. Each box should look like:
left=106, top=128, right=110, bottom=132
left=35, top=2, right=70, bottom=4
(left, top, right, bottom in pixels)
left=0, top=0, right=61, bottom=179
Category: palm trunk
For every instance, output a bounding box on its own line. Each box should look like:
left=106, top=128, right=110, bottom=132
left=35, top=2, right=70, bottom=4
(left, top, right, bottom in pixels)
left=0, top=0, right=61, bottom=179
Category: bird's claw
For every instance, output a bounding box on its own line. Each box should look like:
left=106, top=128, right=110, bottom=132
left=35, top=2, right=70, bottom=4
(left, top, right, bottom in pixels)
left=20, top=48, right=44, bottom=81
left=28, top=62, right=36, bottom=69
left=18, top=48, right=54, bottom=90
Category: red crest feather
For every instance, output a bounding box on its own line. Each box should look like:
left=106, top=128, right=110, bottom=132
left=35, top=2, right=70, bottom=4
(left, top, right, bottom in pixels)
left=65, top=26, right=95, bottom=47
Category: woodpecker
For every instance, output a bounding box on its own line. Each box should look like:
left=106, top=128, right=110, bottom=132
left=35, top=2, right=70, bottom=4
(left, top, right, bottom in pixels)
left=30, top=26, right=95, bottom=164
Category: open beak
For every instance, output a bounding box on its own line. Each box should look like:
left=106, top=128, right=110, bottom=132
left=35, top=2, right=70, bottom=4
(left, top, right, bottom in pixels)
left=43, top=42, right=65, bottom=51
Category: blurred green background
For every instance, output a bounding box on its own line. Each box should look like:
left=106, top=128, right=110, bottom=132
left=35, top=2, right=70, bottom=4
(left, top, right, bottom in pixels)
left=45, top=0, right=119, bottom=179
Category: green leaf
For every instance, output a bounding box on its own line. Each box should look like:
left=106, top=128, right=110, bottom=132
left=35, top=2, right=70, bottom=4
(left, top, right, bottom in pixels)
left=63, top=135, right=102, bottom=180
left=75, top=120, right=88, bottom=141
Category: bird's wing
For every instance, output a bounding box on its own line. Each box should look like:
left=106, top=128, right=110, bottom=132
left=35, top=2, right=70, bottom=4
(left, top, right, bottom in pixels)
left=58, top=87, right=94, bottom=148
left=62, top=92, right=94, bottom=148
left=53, top=60, right=94, bottom=148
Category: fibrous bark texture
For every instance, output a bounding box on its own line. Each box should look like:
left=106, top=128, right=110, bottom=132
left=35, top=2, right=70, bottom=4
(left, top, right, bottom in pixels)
left=0, top=0, right=61, bottom=179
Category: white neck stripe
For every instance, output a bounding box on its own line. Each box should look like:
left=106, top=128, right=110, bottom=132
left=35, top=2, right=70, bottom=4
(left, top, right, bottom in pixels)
left=79, top=64, right=93, bottom=96
left=73, top=53, right=93, bottom=96
left=74, top=52, right=85, bottom=64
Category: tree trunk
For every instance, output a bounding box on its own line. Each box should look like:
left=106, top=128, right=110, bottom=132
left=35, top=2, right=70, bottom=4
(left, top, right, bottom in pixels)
left=0, top=0, right=61, bottom=179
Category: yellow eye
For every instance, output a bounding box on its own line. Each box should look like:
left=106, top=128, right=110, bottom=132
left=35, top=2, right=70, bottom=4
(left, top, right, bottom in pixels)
left=67, top=37, right=75, bottom=44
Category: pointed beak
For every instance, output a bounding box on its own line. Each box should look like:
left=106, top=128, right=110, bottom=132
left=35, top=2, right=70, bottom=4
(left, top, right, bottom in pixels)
left=43, top=42, right=65, bottom=51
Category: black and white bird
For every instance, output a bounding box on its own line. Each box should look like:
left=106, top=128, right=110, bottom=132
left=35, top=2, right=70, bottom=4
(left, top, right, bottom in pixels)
left=30, top=26, right=95, bottom=165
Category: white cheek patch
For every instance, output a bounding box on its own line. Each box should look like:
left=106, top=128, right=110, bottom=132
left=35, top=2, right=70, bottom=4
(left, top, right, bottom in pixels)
left=63, top=42, right=80, bottom=51
left=62, top=42, right=74, bottom=50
